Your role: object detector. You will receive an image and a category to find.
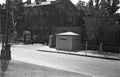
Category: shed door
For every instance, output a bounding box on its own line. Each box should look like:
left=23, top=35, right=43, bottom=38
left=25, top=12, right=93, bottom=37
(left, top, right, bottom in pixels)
left=59, top=37, right=71, bottom=50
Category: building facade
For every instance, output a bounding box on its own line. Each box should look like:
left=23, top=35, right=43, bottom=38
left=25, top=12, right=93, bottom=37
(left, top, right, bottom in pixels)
left=16, top=0, right=79, bottom=43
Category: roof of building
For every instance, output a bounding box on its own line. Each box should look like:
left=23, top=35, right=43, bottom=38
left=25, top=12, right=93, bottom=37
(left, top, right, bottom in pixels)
left=56, top=32, right=79, bottom=36
left=24, top=0, right=62, bottom=7
left=24, top=1, right=52, bottom=7
left=24, top=0, right=77, bottom=11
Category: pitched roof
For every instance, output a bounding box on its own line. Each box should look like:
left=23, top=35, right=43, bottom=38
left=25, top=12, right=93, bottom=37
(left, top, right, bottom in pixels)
left=24, top=0, right=77, bottom=11
left=56, top=32, right=79, bottom=36
left=24, top=1, right=51, bottom=7
left=24, top=0, right=61, bottom=7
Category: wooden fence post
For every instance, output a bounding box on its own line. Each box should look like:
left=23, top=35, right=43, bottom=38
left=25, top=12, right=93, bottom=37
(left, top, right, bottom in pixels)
left=85, top=41, right=88, bottom=50
left=85, top=41, right=88, bottom=55
left=100, top=42, right=103, bottom=54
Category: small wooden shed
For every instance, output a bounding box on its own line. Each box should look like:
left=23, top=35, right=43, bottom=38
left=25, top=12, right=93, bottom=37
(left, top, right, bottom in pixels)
left=56, top=32, right=80, bottom=51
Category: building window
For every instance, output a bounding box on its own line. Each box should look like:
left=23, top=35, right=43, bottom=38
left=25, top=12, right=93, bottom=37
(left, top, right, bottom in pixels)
left=61, top=37, right=67, bottom=40
left=42, top=0, right=46, bottom=2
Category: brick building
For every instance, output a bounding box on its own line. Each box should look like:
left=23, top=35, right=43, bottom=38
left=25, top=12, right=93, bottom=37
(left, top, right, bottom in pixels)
left=16, top=0, right=79, bottom=43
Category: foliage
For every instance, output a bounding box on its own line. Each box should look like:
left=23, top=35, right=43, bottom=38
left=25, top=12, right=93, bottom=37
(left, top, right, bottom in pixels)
left=76, top=0, right=120, bottom=45
left=76, top=0, right=120, bottom=16
left=76, top=0, right=87, bottom=16
left=95, top=0, right=119, bottom=16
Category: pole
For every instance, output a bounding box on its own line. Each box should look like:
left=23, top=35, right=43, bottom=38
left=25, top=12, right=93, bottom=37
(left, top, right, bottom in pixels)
left=1, top=0, right=11, bottom=74
left=85, top=41, right=88, bottom=55
left=5, top=0, right=9, bottom=46
left=0, top=9, right=5, bottom=50
left=40, top=11, right=43, bottom=43
left=4, top=0, right=11, bottom=60
left=100, top=42, right=103, bottom=55
left=11, top=10, right=15, bottom=44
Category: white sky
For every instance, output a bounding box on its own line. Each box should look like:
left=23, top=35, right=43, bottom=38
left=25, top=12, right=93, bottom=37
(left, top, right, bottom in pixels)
left=0, top=0, right=89, bottom=4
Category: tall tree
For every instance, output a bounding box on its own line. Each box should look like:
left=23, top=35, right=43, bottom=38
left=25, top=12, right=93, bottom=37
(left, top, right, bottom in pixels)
left=76, top=0, right=86, bottom=16
left=95, top=0, right=100, bottom=10
left=108, top=0, right=119, bottom=15
left=88, top=0, right=94, bottom=15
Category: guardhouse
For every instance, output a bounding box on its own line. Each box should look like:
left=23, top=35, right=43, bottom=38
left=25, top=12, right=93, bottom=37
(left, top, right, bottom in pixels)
left=56, top=32, right=80, bottom=51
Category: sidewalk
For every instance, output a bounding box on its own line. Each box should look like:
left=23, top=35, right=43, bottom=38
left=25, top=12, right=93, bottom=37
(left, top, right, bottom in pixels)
left=0, top=60, right=91, bottom=77
left=38, top=45, right=120, bottom=60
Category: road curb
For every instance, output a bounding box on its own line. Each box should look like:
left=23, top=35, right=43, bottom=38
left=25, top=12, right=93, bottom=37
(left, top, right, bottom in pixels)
left=38, top=50, right=120, bottom=61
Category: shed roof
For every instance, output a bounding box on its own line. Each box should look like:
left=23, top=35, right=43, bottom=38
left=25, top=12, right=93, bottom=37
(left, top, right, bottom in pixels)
left=56, top=32, right=79, bottom=36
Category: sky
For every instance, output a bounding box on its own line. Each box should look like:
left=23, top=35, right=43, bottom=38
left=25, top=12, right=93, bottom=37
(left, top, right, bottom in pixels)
left=0, top=0, right=89, bottom=4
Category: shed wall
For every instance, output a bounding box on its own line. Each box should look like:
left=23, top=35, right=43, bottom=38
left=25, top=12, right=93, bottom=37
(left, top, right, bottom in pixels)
left=56, top=36, right=72, bottom=51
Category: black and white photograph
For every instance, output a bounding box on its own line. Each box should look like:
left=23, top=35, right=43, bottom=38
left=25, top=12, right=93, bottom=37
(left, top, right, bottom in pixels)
left=0, top=0, right=120, bottom=77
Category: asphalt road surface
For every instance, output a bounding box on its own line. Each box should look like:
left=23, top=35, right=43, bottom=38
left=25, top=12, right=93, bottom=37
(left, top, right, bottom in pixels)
left=10, top=44, right=120, bottom=77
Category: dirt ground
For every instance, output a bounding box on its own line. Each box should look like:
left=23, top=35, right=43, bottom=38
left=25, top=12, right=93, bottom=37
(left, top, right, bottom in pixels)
left=0, top=60, right=91, bottom=77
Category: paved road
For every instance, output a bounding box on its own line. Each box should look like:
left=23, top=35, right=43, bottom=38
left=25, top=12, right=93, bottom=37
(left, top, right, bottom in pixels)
left=10, top=44, right=120, bottom=77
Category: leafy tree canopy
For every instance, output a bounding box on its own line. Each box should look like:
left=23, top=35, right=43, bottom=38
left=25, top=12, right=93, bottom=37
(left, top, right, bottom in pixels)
left=76, top=0, right=120, bottom=16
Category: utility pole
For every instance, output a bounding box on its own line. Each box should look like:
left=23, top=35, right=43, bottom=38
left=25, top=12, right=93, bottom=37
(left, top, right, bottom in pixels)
left=1, top=0, right=11, bottom=75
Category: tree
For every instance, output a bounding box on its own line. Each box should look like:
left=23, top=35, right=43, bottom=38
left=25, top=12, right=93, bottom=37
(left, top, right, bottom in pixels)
left=76, top=0, right=86, bottom=10
left=88, top=0, right=94, bottom=15
left=95, top=0, right=99, bottom=10
left=13, top=1, right=24, bottom=33
left=94, top=0, right=120, bottom=45
left=108, top=0, right=119, bottom=15
left=95, top=0, right=120, bottom=16
left=76, top=0, right=87, bottom=16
